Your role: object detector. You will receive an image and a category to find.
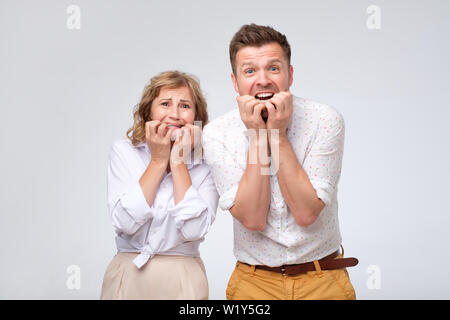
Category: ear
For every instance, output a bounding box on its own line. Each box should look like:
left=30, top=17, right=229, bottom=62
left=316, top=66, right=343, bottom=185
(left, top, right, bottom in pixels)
left=231, top=72, right=240, bottom=94
left=288, top=65, right=294, bottom=87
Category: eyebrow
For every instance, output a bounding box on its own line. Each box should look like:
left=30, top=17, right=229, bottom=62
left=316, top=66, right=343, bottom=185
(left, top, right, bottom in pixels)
left=240, top=59, right=283, bottom=68
left=159, top=98, right=193, bottom=104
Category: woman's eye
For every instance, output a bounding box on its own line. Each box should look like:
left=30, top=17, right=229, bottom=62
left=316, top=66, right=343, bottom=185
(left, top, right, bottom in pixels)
left=181, top=104, right=191, bottom=109
left=161, top=102, right=169, bottom=107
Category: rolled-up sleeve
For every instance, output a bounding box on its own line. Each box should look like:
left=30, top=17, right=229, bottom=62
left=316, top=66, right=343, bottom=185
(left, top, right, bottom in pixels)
left=218, top=184, right=239, bottom=211
left=107, top=142, right=154, bottom=235
left=303, top=107, right=345, bottom=207
left=168, top=171, right=219, bottom=241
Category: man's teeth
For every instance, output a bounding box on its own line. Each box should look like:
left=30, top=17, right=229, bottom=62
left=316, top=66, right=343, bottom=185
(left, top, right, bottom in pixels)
left=255, top=93, right=274, bottom=100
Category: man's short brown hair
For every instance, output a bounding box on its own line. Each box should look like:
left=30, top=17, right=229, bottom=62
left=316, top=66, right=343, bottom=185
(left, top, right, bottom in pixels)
left=229, top=24, right=291, bottom=74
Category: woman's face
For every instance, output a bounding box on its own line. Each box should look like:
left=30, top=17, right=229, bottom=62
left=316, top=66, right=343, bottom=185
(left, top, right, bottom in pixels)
left=150, top=86, right=196, bottom=128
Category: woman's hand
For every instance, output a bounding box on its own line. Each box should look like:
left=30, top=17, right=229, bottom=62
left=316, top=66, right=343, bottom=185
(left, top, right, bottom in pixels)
left=169, top=125, right=196, bottom=204
left=170, top=126, right=192, bottom=167
left=183, top=123, right=201, bottom=151
left=145, top=120, right=176, bottom=166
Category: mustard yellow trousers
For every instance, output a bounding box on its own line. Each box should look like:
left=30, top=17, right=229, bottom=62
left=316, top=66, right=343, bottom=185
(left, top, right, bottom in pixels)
left=226, top=254, right=356, bottom=300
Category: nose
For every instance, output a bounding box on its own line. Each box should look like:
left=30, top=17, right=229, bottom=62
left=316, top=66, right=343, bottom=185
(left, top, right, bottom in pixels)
left=167, top=104, right=180, bottom=120
left=256, top=70, right=270, bottom=87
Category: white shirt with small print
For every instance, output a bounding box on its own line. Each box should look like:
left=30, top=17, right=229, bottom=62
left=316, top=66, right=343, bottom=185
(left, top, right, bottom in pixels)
left=107, top=138, right=219, bottom=269
left=202, top=95, right=345, bottom=267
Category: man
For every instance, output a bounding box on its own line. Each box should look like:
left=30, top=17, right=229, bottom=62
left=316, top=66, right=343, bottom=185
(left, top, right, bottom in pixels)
left=202, top=24, right=358, bottom=300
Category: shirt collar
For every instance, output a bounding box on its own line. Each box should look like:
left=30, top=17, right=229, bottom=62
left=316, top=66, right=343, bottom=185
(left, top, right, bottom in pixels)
left=136, top=141, right=146, bottom=148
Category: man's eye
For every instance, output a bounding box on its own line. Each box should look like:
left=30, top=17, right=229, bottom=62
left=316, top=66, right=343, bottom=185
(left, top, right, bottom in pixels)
left=245, top=69, right=254, bottom=74
left=270, top=66, right=279, bottom=71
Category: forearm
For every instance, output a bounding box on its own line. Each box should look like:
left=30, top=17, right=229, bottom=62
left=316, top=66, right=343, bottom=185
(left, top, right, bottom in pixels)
left=170, top=163, right=192, bottom=205
left=275, top=135, right=325, bottom=226
left=139, top=159, right=167, bottom=207
left=230, top=140, right=271, bottom=231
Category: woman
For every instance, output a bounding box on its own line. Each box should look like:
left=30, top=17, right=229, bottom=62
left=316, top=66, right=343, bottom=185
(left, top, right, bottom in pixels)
left=101, top=71, right=219, bottom=300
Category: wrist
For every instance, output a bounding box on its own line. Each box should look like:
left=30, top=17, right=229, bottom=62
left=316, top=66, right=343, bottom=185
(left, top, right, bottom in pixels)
left=169, top=161, right=188, bottom=172
left=269, top=130, right=288, bottom=145
left=150, top=158, right=168, bottom=169
left=278, top=131, right=289, bottom=143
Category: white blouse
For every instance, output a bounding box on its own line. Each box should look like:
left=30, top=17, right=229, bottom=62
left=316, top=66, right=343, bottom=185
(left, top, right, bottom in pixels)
left=107, top=138, right=219, bottom=269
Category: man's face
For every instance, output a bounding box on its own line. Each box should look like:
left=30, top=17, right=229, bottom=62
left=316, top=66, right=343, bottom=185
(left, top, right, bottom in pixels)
left=231, top=42, right=293, bottom=100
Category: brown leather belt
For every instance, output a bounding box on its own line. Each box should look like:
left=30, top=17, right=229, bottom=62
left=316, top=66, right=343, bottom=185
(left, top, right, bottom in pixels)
left=240, top=250, right=359, bottom=276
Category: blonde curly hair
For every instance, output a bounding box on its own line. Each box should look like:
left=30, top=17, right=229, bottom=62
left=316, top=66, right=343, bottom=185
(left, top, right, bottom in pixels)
left=126, top=71, right=208, bottom=146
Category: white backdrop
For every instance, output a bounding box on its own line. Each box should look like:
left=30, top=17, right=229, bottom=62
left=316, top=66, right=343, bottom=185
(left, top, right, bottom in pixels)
left=1, top=0, right=449, bottom=299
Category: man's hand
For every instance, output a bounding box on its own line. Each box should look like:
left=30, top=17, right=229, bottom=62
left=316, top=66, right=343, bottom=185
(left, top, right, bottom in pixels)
left=265, top=91, right=293, bottom=137
left=237, top=95, right=267, bottom=130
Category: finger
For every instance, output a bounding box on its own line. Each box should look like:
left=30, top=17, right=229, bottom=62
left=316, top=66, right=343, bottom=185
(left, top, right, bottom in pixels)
left=284, top=91, right=293, bottom=113
left=181, top=127, right=191, bottom=145
left=166, top=126, right=179, bottom=142
left=183, top=123, right=195, bottom=135
left=185, top=123, right=201, bottom=147
left=275, top=91, right=292, bottom=112
left=173, top=129, right=184, bottom=144
left=178, top=126, right=189, bottom=138
left=237, top=94, right=254, bottom=105
left=270, top=95, right=283, bottom=112
left=252, top=102, right=265, bottom=115
left=253, top=103, right=267, bottom=123
left=157, top=123, right=168, bottom=137
left=186, top=125, right=195, bottom=144
left=146, top=120, right=160, bottom=137
left=192, top=124, right=201, bottom=139
left=245, top=98, right=262, bottom=116
left=237, top=95, right=255, bottom=115
left=265, top=101, right=277, bottom=118
left=171, top=128, right=187, bottom=148
left=145, top=122, right=151, bottom=139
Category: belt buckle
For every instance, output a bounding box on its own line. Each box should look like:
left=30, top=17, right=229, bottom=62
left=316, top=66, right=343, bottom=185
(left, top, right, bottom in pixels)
left=281, top=265, right=287, bottom=276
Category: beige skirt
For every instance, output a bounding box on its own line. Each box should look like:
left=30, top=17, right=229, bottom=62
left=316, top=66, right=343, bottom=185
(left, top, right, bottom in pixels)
left=100, top=253, right=209, bottom=300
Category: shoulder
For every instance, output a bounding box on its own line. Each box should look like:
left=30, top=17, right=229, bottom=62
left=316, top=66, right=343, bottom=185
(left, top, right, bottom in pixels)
left=109, top=138, right=144, bottom=158
left=294, top=96, right=344, bottom=127
left=111, top=137, right=133, bottom=152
